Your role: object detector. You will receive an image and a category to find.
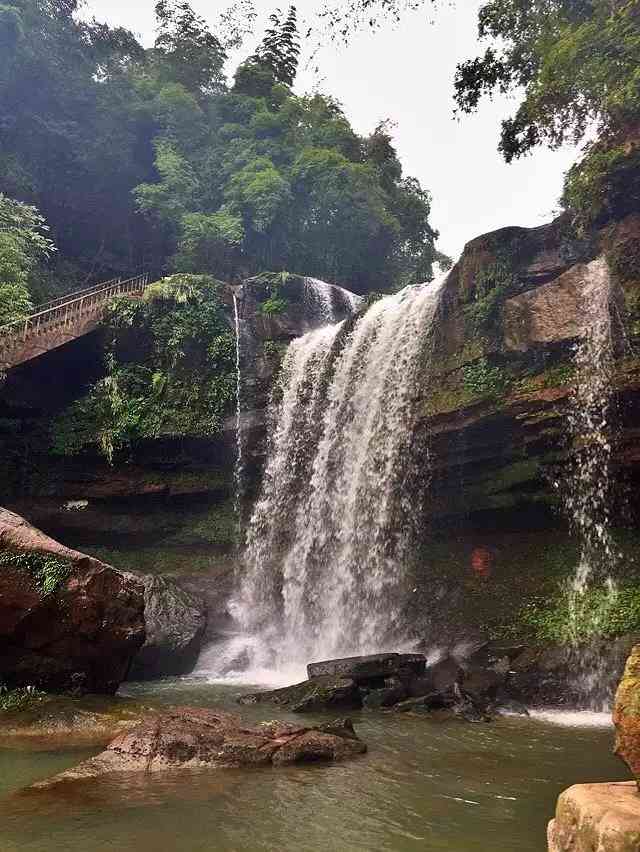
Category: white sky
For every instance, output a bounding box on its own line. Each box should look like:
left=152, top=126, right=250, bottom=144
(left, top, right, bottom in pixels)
left=83, top=0, right=581, bottom=262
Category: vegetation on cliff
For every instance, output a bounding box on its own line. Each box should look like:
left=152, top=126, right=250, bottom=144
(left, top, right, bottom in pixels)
left=52, top=275, right=236, bottom=461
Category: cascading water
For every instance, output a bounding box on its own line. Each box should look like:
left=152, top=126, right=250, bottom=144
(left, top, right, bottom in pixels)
left=561, top=257, right=621, bottom=707
left=304, top=276, right=363, bottom=324
left=224, top=276, right=445, bottom=682
left=232, top=291, right=244, bottom=545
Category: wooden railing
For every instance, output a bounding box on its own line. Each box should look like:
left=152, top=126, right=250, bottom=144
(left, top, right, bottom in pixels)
left=0, top=273, right=150, bottom=360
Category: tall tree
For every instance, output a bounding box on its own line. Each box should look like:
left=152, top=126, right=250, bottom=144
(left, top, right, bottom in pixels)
left=153, top=1, right=227, bottom=95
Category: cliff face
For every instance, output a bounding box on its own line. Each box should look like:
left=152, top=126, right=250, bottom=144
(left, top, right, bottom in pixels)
left=401, top=213, right=640, bottom=654
left=422, top=213, right=640, bottom=525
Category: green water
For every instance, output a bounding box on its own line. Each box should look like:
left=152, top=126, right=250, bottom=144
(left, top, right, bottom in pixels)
left=0, top=680, right=627, bottom=852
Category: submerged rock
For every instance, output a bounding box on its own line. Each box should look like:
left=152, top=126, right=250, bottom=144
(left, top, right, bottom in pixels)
left=0, top=507, right=145, bottom=694
left=128, top=575, right=206, bottom=681
left=614, top=644, right=640, bottom=788
left=547, top=782, right=640, bottom=852
left=394, top=684, right=492, bottom=722
left=28, top=707, right=367, bottom=788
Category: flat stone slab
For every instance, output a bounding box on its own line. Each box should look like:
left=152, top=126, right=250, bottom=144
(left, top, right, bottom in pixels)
left=307, top=653, right=426, bottom=681
left=548, top=782, right=640, bottom=852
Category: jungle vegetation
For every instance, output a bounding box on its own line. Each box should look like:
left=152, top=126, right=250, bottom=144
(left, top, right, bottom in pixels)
left=0, top=0, right=440, bottom=325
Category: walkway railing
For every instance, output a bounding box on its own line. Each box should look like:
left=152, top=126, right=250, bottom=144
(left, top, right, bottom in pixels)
left=0, top=273, right=150, bottom=358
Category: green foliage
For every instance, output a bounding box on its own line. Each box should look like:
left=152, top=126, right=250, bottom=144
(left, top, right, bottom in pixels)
left=0, top=0, right=438, bottom=295
left=521, top=583, right=640, bottom=643
left=52, top=275, right=236, bottom=461
left=0, top=685, right=46, bottom=714
left=263, top=338, right=288, bottom=360
left=563, top=143, right=640, bottom=230
left=250, top=5, right=300, bottom=87
left=153, top=0, right=227, bottom=95
left=255, top=271, right=290, bottom=315
left=463, top=357, right=509, bottom=400
left=453, top=0, right=640, bottom=162
left=0, top=549, right=71, bottom=596
left=133, top=10, right=438, bottom=292
left=0, top=194, right=55, bottom=326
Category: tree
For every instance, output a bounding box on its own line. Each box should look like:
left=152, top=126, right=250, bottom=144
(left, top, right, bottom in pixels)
left=0, top=194, right=55, bottom=325
left=254, top=5, right=301, bottom=87
left=453, top=0, right=640, bottom=162
left=319, top=0, right=640, bottom=162
left=153, top=0, right=227, bottom=95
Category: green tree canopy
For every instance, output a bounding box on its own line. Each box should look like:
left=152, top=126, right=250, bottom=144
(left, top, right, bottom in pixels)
left=0, top=194, right=55, bottom=326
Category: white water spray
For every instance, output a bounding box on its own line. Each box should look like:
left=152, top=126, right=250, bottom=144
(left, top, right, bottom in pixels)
left=304, top=277, right=363, bottom=324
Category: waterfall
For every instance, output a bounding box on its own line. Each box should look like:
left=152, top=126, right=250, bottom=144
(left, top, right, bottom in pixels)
left=304, top=277, right=363, bottom=324
left=227, top=276, right=445, bottom=681
left=232, top=292, right=244, bottom=545
left=562, top=257, right=621, bottom=706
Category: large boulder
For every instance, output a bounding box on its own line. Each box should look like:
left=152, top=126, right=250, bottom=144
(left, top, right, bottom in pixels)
left=28, top=707, right=366, bottom=788
left=128, top=575, right=206, bottom=681
left=547, top=782, right=640, bottom=852
left=307, top=652, right=426, bottom=682
left=614, top=644, right=640, bottom=788
left=0, top=507, right=145, bottom=694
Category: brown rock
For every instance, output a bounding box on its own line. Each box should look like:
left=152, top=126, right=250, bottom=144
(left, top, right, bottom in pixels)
left=0, top=507, right=145, bottom=694
left=547, top=782, right=640, bottom=852
left=29, top=707, right=367, bottom=788
left=614, top=644, right=640, bottom=788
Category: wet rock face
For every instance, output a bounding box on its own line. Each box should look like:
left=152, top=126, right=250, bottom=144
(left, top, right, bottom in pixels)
left=128, top=575, right=207, bottom=681
left=424, top=212, right=640, bottom=526
left=0, top=508, right=145, bottom=694
left=28, top=707, right=367, bottom=789
left=614, top=645, right=640, bottom=788
left=238, top=675, right=362, bottom=713
left=547, top=782, right=640, bottom=852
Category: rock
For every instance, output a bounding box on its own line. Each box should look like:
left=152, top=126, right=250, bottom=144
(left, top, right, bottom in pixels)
left=362, top=676, right=407, bottom=709
left=0, top=507, right=145, bottom=694
left=509, top=636, right=640, bottom=708
left=426, top=657, right=464, bottom=692
left=547, top=782, right=640, bottom=852
left=239, top=675, right=362, bottom=713
left=307, top=653, right=426, bottom=682
left=461, top=666, right=504, bottom=702
left=614, top=644, right=640, bottom=788
left=503, top=263, right=593, bottom=353
left=490, top=696, right=530, bottom=717
left=28, top=707, right=366, bottom=788
left=128, top=575, right=206, bottom=681
left=394, top=684, right=492, bottom=722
